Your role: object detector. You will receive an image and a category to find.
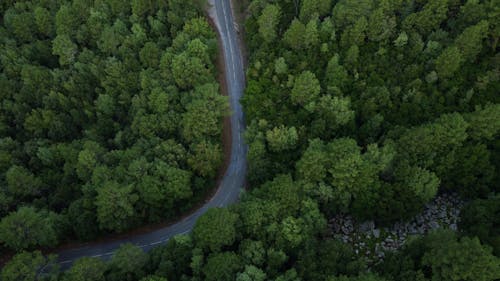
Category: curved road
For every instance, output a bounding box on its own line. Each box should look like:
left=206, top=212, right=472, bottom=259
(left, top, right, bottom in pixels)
left=56, top=0, right=246, bottom=268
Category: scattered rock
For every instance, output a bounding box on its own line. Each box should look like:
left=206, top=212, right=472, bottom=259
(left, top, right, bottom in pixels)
left=329, top=193, right=465, bottom=263
left=429, top=221, right=440, bottom=229
left=359, top=220, right=375, bottom=232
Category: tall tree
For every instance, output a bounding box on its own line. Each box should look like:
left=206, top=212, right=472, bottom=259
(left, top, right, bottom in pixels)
left=95, top=181, right=138, bottom=232
left=299, top=0, right=331, bottom=22
left=454, top=20, right=489, bottom=62
left=108, top=243, right=148, bottom=281
left=5, top=165, right=41, bottom=199
left=258, top=4, right=281, bottom=43
left=0, top=207, right=58, bottom=250
left=266, top=125, right=299, bottom=152
left=422, top=236, right=500, bottom=281
left=193, top=208, right=239, bottom=252
left=63, top=257, right=107, bottom=281
left=203, top=252, right=243, bottom=281
left=283, top=19, right=306, bottom=50
left=435, top=46, right=464, bottom=78
left=52, top=34, right=78, bottom=66
left=1, top=251, right=55, bottom=281
left=291, top=71, right=321, bottom=107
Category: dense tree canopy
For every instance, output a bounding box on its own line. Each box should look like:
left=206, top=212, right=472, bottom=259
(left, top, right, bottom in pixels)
left=379, top=230, right=500, bottom=281
left=0, top=0, right=227, bottom=251
left=1, top=0, right=499, bottom=280
left=243, top=0, right=499, bottom=223
left=193, top=208, right=239, bottom=252
left=0, top=207, right=59, bottom=250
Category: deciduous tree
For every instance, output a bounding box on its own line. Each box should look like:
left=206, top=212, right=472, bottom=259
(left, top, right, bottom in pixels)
left=63, top=257, right=107, bottom=281
left=193, top=208, right=238, bottom=252
left=291, top=71, right=321, bottom=106
left=95, top=182, right=138, bottom=232
left=0, top=207, right=58, bottom=250
left=258, top=4, right=281, bottom=43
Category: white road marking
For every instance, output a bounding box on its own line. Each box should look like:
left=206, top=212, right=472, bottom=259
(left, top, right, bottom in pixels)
left=91, top=251, right=113, bottom=258
left=55, top=0, right=246, bottom=268
left=222, top=0, right=227, bottom=17
left=221, top=0, right=239, bottom=92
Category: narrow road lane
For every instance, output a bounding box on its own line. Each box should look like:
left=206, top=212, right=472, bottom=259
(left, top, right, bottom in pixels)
left=55, top=0, right=247, bottom=268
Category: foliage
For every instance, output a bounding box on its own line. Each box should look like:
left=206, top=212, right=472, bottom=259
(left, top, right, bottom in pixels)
left=379, top=230, right=500, bottom=281
left=107, top=243, right=148, bottom=281
left=242, top=0, right=499, bottom=223
left=0, top=207, right=59, bottom=250
left=0, top=0, right=226, bottom=251
left=1, top=1, right=499, bottom=281
left=1, top=251, right=53, bottom=281
left=193, top=208, right=239, bottom=252
left=459, top=196, right=500, bottom=256
left=62, top=257, right=107, bottom=281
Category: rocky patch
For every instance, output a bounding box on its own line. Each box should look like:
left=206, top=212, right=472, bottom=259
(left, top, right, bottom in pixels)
left=329, top=193, right=465, bottom=263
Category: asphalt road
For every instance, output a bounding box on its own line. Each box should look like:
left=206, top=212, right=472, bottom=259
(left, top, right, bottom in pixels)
left=55, top=0, right=247, bottom=268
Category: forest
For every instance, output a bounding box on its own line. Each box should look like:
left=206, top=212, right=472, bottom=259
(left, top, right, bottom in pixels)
left=0, top=0, right=228, bottom=252
left=2, top=0, right=500, bottom=281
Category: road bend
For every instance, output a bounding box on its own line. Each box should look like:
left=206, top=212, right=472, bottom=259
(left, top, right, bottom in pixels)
left=55, top=0, right=247, bottom=268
